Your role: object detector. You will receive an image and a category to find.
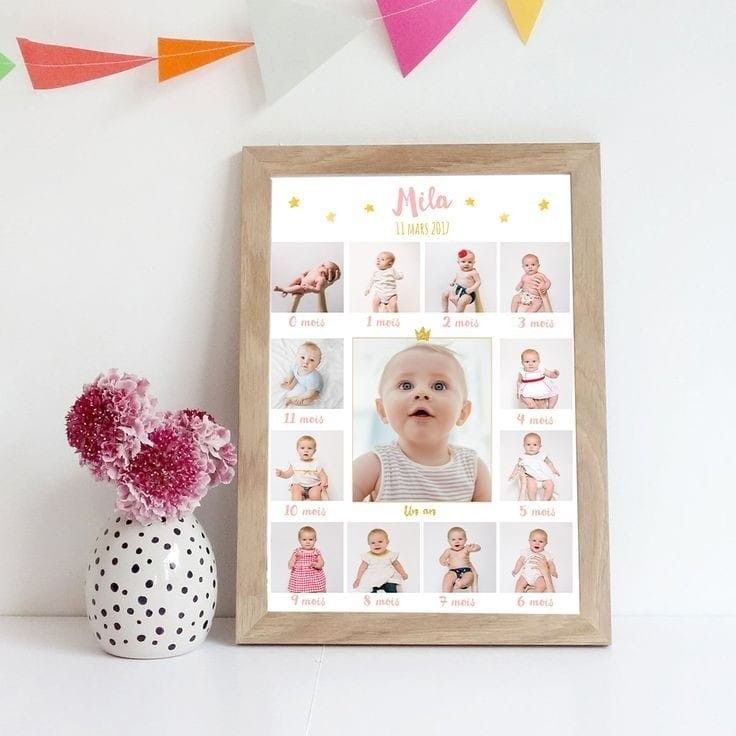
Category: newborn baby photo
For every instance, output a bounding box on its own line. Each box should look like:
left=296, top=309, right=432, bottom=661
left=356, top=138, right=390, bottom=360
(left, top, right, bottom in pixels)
left=271, top=242, right=344, bottom=313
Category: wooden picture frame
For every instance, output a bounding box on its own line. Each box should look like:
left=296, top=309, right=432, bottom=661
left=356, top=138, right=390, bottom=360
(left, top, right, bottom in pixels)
left=237, top=144, right=609, bottom=645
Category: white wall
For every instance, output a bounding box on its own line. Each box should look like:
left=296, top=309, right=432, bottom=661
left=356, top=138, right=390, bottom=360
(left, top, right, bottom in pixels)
left=1, top=0, right=734, bottom=615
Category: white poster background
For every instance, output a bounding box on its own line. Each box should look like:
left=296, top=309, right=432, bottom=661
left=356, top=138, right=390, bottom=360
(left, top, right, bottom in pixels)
left=267, top=174, right=578, bottom=615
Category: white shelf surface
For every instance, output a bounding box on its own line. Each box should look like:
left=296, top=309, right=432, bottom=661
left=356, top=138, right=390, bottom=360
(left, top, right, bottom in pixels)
left=1, top=616, right=731, bottom=735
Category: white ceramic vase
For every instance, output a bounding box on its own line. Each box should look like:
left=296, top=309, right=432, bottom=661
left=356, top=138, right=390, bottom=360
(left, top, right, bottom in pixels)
left=85, top=511, right=217, bottom=659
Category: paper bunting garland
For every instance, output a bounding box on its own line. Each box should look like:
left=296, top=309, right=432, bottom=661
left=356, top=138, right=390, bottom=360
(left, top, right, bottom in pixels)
left=377, top=0, right=477, bottom=77
left=2, top=2, right=548, bottom=93
left=504, top=0, right=545, bottom=44
left=0, top=53, right=15, bottom=81
left=248, top=0, right=368, bottom=102
left=17, top=37, right=154, bottom=89
left=158, top=38, right=253, bottom=82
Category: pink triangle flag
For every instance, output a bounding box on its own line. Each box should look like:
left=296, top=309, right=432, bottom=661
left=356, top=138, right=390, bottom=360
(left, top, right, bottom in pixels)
left=377, top=0, right=476, bottom=77
left=17, top=37, right=154, bottom=89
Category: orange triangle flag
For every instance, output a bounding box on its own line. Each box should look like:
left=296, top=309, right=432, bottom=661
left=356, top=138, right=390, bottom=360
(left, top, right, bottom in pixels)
left=158, top=38, right=253, bottom=82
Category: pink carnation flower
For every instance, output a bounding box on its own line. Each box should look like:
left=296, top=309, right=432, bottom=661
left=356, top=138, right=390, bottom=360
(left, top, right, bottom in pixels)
left=66, top=373, right=237, bottom=523
left=65, top=370, right=159, bottom=480
left=116, top=421, right=210, bottom=524
left=170, top=409, right=238, bottom=487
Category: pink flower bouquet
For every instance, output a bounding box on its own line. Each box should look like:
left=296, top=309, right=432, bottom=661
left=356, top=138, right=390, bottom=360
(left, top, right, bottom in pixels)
left=66, top=370, right=237, bottom=523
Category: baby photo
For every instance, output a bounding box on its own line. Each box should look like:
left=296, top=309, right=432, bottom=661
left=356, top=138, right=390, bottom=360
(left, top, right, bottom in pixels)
left=424, top=243, right=497, bottom=313
left=501, top=431, right=573, bottom=501
left=499, top=339, right=574, bottom=411
left=500, top=523, right=573, bottom=594
left=422, top=523, right=497, bottom=593
left=270, top=338, right=343, bottom=409
left=348, top=523, right=419, bottom=594
left=499, top=243, right=571, bottom=313
left=270, top=522, right=344, bottom=593
left=352, top=338, right=492, bottom=502
left=348, top=242, right=420, bottom=313
left=271, top=242, right=344, bottom=313
left=271, top=430, right=343, bottom=501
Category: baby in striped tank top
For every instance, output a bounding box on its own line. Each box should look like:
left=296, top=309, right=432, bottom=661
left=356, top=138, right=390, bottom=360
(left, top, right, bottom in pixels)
left=353, top=344, right=491, bottom=503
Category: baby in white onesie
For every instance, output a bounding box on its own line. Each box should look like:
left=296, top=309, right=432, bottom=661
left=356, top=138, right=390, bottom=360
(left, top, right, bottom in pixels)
left=512, top=529, right=558, bottom=593
left=508, top=432, right=560, bottom=501
left=365, top=251, right=403, bottom=313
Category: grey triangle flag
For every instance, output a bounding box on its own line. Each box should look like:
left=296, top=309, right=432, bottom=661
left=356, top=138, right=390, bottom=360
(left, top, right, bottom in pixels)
left=249, top=0, right=369, bottom=102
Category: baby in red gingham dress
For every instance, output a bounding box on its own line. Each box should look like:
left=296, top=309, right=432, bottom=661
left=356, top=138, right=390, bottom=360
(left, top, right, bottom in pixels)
left=288, top=526, right=327, bottom=593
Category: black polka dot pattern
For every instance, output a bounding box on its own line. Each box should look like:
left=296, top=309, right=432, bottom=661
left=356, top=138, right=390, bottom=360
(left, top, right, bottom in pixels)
left=85, top=513, right=216, bottom=659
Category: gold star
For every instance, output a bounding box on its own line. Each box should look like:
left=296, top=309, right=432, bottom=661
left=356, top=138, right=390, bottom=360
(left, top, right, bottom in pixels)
left=364, top=203, right=375, bottom=213
left=465, top=197, right=476, bottom=207
left=538, top=198, right=550, bottom=211
left=288, top=196, right=300, bottom=208
left=325, top=211, right=336, bottom=223
left=499, top=212, right=510, bottom=223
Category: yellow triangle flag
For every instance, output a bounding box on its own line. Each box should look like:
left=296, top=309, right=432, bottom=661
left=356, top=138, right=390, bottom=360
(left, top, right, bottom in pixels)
left=504, top=0, right=544, bottom=44
left=158, top=38, right=253, bottom=82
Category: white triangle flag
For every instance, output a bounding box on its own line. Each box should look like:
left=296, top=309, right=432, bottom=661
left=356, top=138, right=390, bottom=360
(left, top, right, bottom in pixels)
left=248, top=0, right=368, bottom=102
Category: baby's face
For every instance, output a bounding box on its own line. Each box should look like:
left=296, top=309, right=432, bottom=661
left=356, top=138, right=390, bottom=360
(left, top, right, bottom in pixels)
left=297, top=440, right=316, bottom=460
left=529, top=533, right=547, bottom=553
left=297, top=346, right=321, bottom=374
left=376, top=252, right=394, bottom=270
left=523, top=256, right=540, bottom=274
left=368, top=533, right=388, bottom=554
left=522, top=352, right=540, bottom=372
left=299, top=532, right=316, bottom=550
left=523, top=436, right=541, bottom=455
left=458, top=254, right=475, bottom=271
left=377, top=350, right=471, bottom=444
left=448, top=531, right=467, bottom=551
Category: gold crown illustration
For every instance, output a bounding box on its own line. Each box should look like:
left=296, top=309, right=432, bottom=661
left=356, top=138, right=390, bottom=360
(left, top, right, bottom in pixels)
left=414, top=327, right=431, bottom=342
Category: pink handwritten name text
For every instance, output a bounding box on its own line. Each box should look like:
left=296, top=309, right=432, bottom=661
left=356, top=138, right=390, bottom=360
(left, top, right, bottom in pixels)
left=393, top=186, right=453, bottom=218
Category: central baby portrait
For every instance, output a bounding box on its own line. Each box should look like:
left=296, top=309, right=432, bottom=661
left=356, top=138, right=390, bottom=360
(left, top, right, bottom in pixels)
left=265, top=172, right=579, bottom=616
